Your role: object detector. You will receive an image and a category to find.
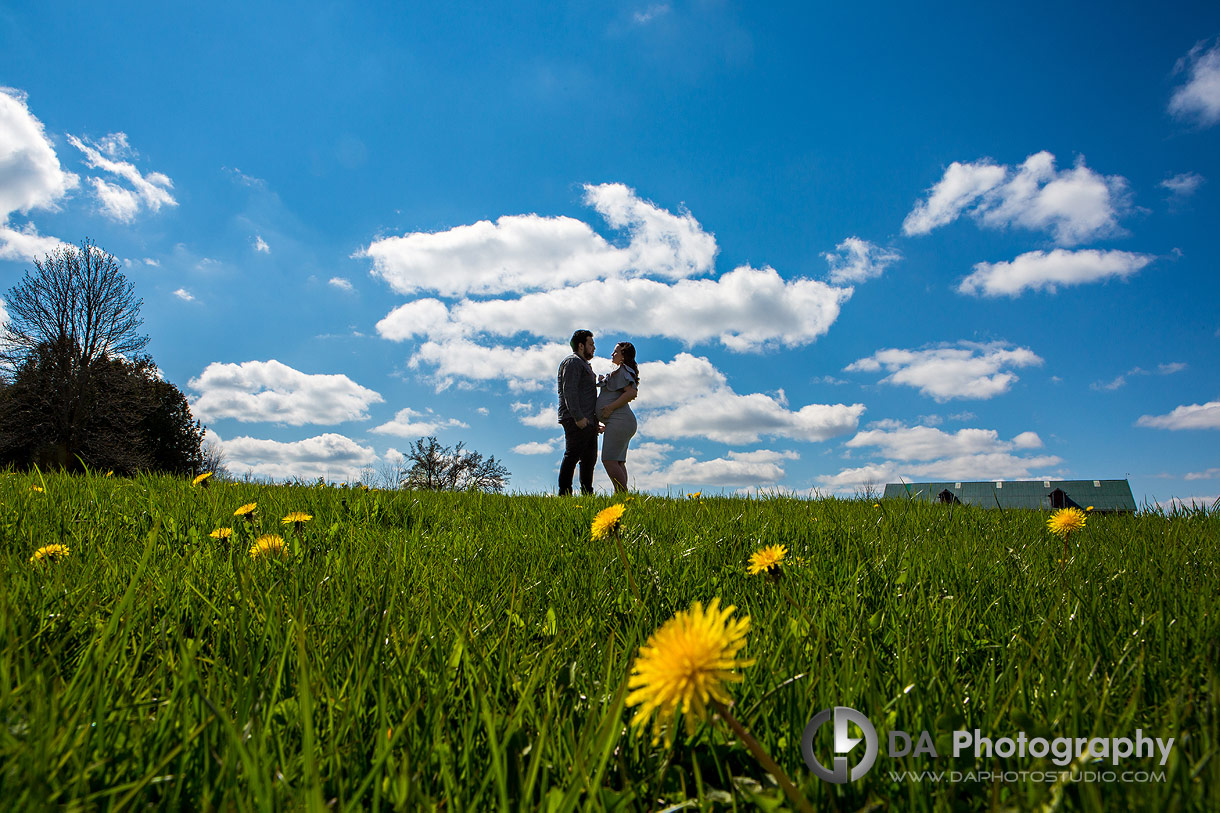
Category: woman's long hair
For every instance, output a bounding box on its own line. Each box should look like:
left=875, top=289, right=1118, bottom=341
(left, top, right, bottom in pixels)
left=616, top=342, right=639, bottom=386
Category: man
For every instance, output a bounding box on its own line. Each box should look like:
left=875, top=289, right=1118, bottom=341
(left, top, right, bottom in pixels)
left=557, top=329, right=599, bottom=495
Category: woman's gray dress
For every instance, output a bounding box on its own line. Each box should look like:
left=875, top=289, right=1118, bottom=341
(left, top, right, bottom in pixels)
left=597, top=366, right=637, bottom=462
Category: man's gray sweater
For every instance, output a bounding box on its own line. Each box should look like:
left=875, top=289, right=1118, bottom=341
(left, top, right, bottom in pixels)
left=557, top=353, right=597, bottom=424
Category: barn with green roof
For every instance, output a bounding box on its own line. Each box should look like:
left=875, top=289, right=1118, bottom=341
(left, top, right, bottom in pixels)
left=882, top=479, right=1137, bottom=513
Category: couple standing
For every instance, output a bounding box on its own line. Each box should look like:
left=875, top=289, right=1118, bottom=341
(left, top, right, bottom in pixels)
left=557, top=329, right=639, bottom=495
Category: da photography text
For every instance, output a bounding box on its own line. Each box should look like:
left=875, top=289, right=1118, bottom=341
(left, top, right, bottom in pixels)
left=802, top=706, right=1175, bottom=785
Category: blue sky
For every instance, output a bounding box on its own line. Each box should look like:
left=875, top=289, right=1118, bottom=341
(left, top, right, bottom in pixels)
left=2, top=1, right=1217, bottom=505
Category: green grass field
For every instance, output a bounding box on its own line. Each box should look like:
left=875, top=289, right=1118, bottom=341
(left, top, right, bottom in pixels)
left=2, top=470, right=1217, bottom=811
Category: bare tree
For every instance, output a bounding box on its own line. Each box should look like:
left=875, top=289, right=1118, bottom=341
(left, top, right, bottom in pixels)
left=1, top=238, right=148, bottom=378
left=0, top=239, right=151, bottom=470
left=401, top=436, right=509, bottom=493
left=200, top=437, right=230, bottom=480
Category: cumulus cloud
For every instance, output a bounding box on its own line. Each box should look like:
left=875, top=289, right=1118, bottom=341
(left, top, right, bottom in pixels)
left=845, top=342, right=1043, bottom=401
left=381, top=267, right=850, bottom=353
left=958, top=248, right=1151, bottom=297
left=189, top=359, right=384, bottom=425
left=818, top=422, right=1062, bottom=492
left=172, top=288, right=195, bottom=302
left=511, top=440, right=557, bottom=455
left=1169, top=39, right=1220, bottom=126
left=67, top=132, right=175, bottom=222
left=253, top=235, right=270, bottom=253
left=903, top=151, right=1129, bottom=245
left=823, top=237, right=901, bottom=284
left=218, top=432, right=379, bottom=482
left=368, top=185, right=850, bottom=356
left=0, top=87, right=78, bottom=260
left=1160, top=171, right=1205, bottom=198
left=512, top=402, right=557, bottom=429
left=1136, top=400, right=1220, bottom=430
left=408, top=338, right=568, bottom=392
left=370, top=407, right=468, bottom=437
left=846, top=425, right=1043, bottom=461
left=359, top=183, right=717, bottom=297
left=1184, top=467, right=1220, bottom=481
left=643, top=392, right=863, bottom=445
left=617, top=443, right=797, bottom=490
left=328, top=277, right=354, bottom=292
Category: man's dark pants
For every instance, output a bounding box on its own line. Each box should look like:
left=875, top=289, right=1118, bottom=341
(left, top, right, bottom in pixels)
left=558, top=419, right=598, bottom=495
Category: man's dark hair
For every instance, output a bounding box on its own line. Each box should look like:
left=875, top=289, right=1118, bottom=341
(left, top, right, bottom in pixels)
left=570, top=329, right=593, bottom=353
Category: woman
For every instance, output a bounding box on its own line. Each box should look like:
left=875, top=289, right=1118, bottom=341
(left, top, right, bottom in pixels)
left=597, top=342, right=639, bottom=492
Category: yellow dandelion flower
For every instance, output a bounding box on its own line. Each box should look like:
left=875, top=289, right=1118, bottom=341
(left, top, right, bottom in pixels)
left=747, top=544, right=788, bottom=576
left=105, top=470, right=113, bottom=477
left=626, top=598, right=754, bottom=745
left=1047, top=507, right=1087, bottom=539
left=234, top=502, right=258, bottom=521
left=249, top=534, right=287, bottom=559
left=192, top=472, right=213, bottom=487
left=591, top=504, right=627, bottom=540
left=209, top=527, right=233, bottom=540
left=30, top=543, right=70, bottom=563
left=688, top=492, right=702, bottom=499
left=31, top=486, right=44, bottom=493
left=873, top=503, right=881, bottom=508
left=281, top=512, right=313, bottom=526
left=1086, top=506, right=1094, bottom=512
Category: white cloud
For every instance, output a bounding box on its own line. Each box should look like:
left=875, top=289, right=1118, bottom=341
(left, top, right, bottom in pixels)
left=67, top=132, right=175, bottom=222
left=1091, top=362, right=1188, bottom=391
left=644, top=392, right=863, bottom=445
left=845, top=425, right=1043, bottom=461
left=218, top=432, right=379, bottom=482
left=633, top=4, right=671, bottom=24
left=0, top=87, right=78, bottom=259
left=385, top=266, right=851, bottom=353
left=1160, top=171, right=1205, bottom=198
left=903, top=151, right=1129, bottom=245
left=359, top=182, right=717, bottom=298
left=370, top=407, right=468, bottom=437
left=818, top=422, right=1062, bottom=492
left=1184, top=467, right=1220, bottom=481
left=0, top=222, right=69, bottom=262
left=189, top=359, right=384, bottom=425
left=515, top=405, right=556, bottom=429
left=901, top=160, right=1008, bottom=236
left=408, top=338, right=566, bottom=392
left=1136, top=400, right=1220, bottom=430
left=1169, top=39, right=1220, bottom=126
left=621, top=444, right=797, bottom=489
left=512, top=440, right=557, bottom=455
left=845, top=342, right=1043, bottom=401
left=172, top=288, right=195, bottom=302
left=328, top=277, right=354, bottom=292
left=254, top=235, right=270, bottom=254
left=958, top=248, right=1151, bottom=297
left=652, top=449, right=798, bottom=487
left=823, top=236, right=901, bottom=284
left=817, top=452, right=1064, bottom=492
left=1155, top=495, right=1220, bottom=512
